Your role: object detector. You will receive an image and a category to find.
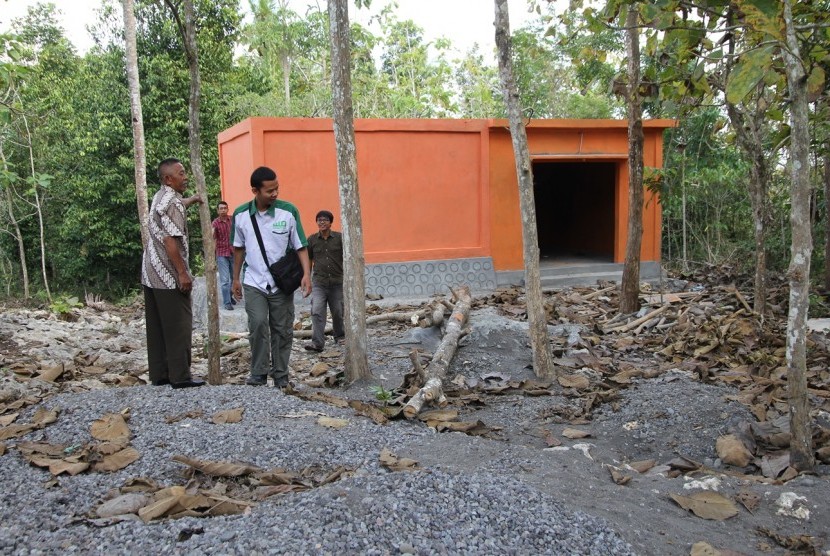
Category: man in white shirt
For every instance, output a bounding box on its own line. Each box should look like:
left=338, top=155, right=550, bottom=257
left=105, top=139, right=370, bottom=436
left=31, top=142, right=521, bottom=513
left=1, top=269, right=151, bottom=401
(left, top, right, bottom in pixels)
left=231, top=166, right=311, bottom=388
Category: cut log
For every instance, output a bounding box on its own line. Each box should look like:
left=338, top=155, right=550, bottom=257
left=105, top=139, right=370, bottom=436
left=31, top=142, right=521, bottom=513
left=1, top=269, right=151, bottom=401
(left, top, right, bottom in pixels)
left=403, top=285, right=472, bottom=419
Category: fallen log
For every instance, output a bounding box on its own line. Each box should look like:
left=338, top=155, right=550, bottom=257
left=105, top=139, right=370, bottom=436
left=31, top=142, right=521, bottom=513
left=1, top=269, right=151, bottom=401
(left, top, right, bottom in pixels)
left=403, top=285, right=472, bottom=419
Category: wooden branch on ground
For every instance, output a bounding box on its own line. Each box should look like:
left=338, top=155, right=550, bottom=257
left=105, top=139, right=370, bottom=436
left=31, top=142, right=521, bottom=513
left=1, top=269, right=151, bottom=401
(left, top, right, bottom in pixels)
left=403, top=285, right=472, bottom=419
left=604, top=304, right=670, bottom=334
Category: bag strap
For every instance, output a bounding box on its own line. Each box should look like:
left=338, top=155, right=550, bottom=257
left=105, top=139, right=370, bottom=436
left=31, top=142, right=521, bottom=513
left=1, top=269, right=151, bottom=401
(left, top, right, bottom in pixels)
left=249, top=202, right=271, bottom=267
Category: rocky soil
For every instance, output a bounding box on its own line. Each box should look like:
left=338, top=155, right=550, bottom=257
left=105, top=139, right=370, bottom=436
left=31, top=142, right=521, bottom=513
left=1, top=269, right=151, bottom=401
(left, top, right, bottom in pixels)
left=1, top=280, right=829, bottom=555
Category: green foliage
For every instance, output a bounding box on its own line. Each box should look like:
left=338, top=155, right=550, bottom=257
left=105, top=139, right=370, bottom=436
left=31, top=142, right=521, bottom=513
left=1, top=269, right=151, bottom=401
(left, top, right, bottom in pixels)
left=368, top=384, right=394, bottom=404
left=49, top=295, right=82, bottom=316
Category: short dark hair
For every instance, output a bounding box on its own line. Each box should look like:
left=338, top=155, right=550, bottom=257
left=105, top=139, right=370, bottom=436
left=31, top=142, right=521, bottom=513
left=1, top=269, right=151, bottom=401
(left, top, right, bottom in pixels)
left=250, top=166, right=277, bottom=190
left=158, top=158, right=182, bottom=183
left=316, top=210, right=334, bottom=223
left=217, top=200, right=228, bottom=209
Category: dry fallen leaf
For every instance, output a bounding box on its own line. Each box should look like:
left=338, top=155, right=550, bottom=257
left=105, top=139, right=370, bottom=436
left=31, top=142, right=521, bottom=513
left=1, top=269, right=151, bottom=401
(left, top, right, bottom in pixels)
left=93, top=447, right=141, bottom=472
left=541, top=428, right=561, bottom=447
left=31, top=408, right=59, bottom=427
left=735, top=490, right=760, bottom=514
left=212, top=408, right=244, bottom=424
left=90, top=413, right=130, bottom=443
left=0, top=423, right=37, bottom=441
left=418, top=409, right=459, bottom=422
left=629, top=459, right=655, bottom=474
left=0, top=413, right=19, bottom=427
left=669, top=491, right=739, bottom=520
left=30, top=456, right=90, bottom=476
left=348, top=401, right=389, bottom=425
left=0, top=442, right=5, bottom=456
left=379, top=447, right=420, bottom=472
left=562, top=427, right=591, bottom=439
left=757, top=527, right=816, bottom=552
left=165, top=410, right=204, bottom=424
left=607, top=466, right=631, bottom=485
left=557, top=374, right=590, bottom=389
left=716, top=434, right=753, bottom=467
left=310, top=362, right=330, bottom=377
left=172, top=454, right=262, bottom=477
left=96, top=493, right=149, bottom=518
left=317, top=416, right=349, bottom=429
left=36, top=363, right=64, bottom=383
left=139, top=487, right=186, bottom=523
left=689, top=541, right=721, bottom=556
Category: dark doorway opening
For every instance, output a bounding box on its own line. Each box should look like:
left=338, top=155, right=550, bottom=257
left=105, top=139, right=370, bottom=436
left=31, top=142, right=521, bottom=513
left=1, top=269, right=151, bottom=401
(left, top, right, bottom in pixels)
left=533, top=161, right=616, bottom=263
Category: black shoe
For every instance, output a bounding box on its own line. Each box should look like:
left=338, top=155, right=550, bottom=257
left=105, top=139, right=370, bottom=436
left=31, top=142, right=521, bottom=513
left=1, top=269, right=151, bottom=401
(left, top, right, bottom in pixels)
left=224, top=303, right=234, bottom=311
left=151, top=379, right=170, bottom=386
left=171, top=378, right=206, bottom=389
left=304, top=343, right=323, bottom=352
left=246, top=375, right=267, bottom=386
left=231, top=298, right=237, bottom=305
left=271, top=375, right=289, bottom=389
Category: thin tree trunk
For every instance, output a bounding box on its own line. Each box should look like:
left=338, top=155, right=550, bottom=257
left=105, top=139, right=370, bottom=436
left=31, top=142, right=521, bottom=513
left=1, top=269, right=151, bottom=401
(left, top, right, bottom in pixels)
left=328, top=0, right=371, bottom=382
left=494, top=0, right=554, bottom=379
left=781, top=0, right=815, bottom=472
left=122, top=0, right=150, bottom=250
left=167, top=0, right=222, bottom=385
left=21, top=110, right=50, bottom=302
left=620, top=5, right=643, bottom=314
left=824, top=152, right=830, bottom=292
left=0, top=146, right=29, bottom=298
left=725, top=98, right=768, bottom=316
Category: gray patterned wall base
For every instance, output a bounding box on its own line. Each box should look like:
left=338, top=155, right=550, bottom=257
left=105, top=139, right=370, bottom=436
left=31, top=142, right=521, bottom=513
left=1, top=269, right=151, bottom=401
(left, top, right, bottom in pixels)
left=364, top=257, right=497, bottom=297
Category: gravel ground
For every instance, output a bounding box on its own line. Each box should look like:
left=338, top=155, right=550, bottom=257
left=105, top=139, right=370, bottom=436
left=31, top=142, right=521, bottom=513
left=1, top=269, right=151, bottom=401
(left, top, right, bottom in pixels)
left=2, top=296, right=830, bottom=555
left=1, top=386, right=633, bottom=555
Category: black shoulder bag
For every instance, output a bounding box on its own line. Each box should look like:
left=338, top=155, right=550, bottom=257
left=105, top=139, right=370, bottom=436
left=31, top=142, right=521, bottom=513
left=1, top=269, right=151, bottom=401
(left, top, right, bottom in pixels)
left=249, top=207, right=303, bottom=294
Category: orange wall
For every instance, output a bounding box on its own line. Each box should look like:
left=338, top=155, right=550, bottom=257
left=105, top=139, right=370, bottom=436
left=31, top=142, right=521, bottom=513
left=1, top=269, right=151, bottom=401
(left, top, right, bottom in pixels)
left=220, top=119, right=490, bottom=263
left=218, top=118, right=673, bottom=270
left=484, top=120, right=669, bottom=269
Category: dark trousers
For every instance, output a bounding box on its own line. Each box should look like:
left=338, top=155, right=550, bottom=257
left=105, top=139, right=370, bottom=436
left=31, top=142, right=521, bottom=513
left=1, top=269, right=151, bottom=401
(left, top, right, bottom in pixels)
left=143, top=286, right=193, bottom=384
left=243, top=284, right=293, bottom=382
left=311, top=282, right=345, bottom=348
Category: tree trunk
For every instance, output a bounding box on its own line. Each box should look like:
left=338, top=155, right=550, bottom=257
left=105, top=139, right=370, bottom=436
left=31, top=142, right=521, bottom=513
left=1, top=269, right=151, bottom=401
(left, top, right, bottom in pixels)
left=725, top=96, right=768, bottom=316
left=824, top=151, right=830, bottom=292
left=493, top=0, right=554, bottom=379
left=168, top=0, right=222, bottom=385
left=328, top=0, right=371, bottom=382
left=0, top=147, right=29, bottom=298
left=121, top=0, right=149, bottom=250
left=781, top=0, right=815, bottom=472
left=404, top=286, right=472, bottom=418
left=21, top=112, right=50, bottom=302
left=620, top=5, right=644, bottom=315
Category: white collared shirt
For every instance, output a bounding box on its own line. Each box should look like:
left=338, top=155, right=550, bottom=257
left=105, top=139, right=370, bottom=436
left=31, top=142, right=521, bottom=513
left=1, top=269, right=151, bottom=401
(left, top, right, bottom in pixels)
left=232, top=199, right=307, bottom=293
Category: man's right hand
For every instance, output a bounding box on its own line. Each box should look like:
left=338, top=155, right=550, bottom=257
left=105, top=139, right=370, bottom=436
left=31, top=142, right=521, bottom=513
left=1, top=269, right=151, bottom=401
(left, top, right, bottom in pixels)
left=178, top=271, right=193, bottom=293
left=232, top=279, right=243, bottom=300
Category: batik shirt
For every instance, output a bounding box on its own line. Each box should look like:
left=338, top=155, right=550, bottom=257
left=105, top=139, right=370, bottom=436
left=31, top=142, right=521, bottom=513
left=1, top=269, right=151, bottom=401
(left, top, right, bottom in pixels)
left=141, top=185, right=189, bottom=290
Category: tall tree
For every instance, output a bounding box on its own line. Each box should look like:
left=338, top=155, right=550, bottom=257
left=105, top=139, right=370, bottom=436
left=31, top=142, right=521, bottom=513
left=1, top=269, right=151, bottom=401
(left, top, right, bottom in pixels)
left=781, top=0, right=815, bottom=471
left=619, top=3, right=644, bottom=314
left=328, top=0, right=371, bottom=381
left=494, top=0, right=555, bottom=379
left=164, top=0, right=221, bottom=385
left=122, top=0, right=149, bottom=250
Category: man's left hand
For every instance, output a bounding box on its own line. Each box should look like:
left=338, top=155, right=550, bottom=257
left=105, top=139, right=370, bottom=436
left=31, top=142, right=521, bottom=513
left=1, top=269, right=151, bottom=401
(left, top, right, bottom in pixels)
left=301, top=276, right=312, bottom=298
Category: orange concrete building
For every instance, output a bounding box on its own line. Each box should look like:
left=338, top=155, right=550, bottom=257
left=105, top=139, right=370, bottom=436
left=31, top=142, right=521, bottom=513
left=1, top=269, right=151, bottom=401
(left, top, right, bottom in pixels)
left=218, top=118, right=674, bottom=295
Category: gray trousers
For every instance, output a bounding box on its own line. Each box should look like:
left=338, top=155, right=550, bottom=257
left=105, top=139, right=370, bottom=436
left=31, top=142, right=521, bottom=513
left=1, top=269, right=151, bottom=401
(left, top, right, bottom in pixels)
left=244, top=284, right=294, bottom=381
left=310, top=282, right=345, bottom=348
left=143, top=286, right=192, bottom=384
